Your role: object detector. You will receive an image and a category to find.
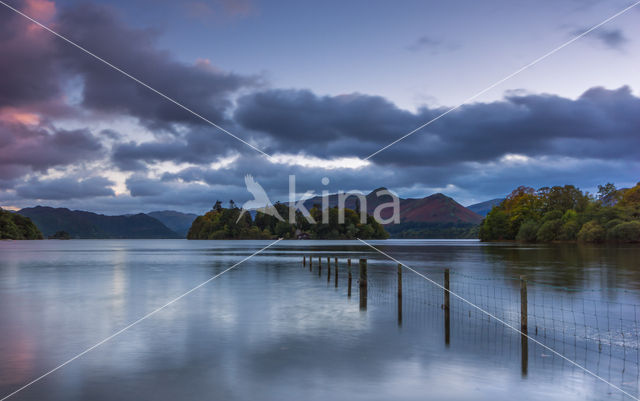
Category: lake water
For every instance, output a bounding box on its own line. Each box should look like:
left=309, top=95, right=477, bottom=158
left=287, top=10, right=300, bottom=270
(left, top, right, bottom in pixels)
left=1, top=239, right=639, bottom=401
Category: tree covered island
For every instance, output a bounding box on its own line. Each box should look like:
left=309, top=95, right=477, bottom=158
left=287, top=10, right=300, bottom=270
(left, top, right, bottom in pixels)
left=0, top=208, right=43, bottom=240
left=187, top=201, right=389, bottom=240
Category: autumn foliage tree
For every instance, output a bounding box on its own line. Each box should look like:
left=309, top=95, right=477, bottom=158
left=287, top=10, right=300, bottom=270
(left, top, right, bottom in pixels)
left=480, top=182, right=640, bottom=243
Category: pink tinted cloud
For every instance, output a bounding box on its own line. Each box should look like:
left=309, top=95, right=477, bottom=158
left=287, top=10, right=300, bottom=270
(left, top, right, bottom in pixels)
left=0, top=107, right=40, bottom=125
left=23, top=0, right=56, bottom=34
left=24, top=0, right=56, bottom=21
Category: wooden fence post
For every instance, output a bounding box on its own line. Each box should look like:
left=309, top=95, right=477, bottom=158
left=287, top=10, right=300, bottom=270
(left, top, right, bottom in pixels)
left=520, top=275, right=528, bottom=334
left=398, top=263, right=403, bottom=326
left=303, top=255, right=306, bottom=266
left=309, top=255, right=312, bottom=271
left=359, top=259, right=367, bottom=310
left=327, top=257, right=331, bottom=282
left=318, top=256, right=322, bottom=276
left=348, top=261, right=352, bottom=298
left=444, top=268, right=450, bottom=346
left=521, top=331, right=528, bottom=376
left=335, top=258, right=338, bottom=288
left=520, top=275, right=528, bottom=376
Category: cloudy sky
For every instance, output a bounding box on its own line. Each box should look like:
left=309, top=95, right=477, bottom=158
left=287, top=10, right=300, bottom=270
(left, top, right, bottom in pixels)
left=1, top=0, right=639, bottom=214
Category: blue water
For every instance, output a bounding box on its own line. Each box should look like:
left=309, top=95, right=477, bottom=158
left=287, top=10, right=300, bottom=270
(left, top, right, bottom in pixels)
left=1, top=240, right=639, bottom=401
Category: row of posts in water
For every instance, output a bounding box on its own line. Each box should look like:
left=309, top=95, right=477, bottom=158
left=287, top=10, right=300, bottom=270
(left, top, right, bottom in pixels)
left=302, top=255, right=530, bottom=376
left=302, top=255, right=371, bottom=308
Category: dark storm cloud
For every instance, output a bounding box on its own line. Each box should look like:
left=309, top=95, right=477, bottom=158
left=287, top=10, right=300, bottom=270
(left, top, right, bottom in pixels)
left=111, top=125, right=239, bottom=171
left=55, top=3, right=260, bottom=130
left=7, top=152, right=636, bottom=214
left=158, top=153, right=448, bottom=203
left=0, top=121, right=103, bottom=181
left=15, top=176, right=115, bottom=200
left=138, top=151, right=638, bottom=212
left=2, top=0, right=639, bottom=210
left=124, top=174, right=248, bottom=211
left=126, top=175, right=167, bottom=197
left=0, top=1, right=258, bottom=128
left=100, top=129, right=122, bottom=140
left=233, top=89, right=421, bottom=156
left=0, top=0, right=63, bottom=110
left=575, top=27, right=628, bottom=49
left=233, top=86, right=640, bottom=167
left=105, top=85, right=640, bottom=208
left=113, top=141, right=186, bottom=171
left=1, top=0, right=258, bottom=187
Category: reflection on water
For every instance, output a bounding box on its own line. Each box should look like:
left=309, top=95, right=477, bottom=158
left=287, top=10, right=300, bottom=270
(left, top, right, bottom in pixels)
left=0, top=239, right=639, bottom=401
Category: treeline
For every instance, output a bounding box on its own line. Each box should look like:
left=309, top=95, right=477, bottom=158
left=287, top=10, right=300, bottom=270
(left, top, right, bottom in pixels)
left=385, top=222, right=479, bottom=239
left=479, top=182, right=640, bottom=243
left=0, top=208, right=42, bottom=240
left=187, top=202, right=389, bottom=240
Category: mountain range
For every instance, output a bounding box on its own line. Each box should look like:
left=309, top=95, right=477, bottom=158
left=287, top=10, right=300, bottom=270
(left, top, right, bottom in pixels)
left=15, top=191, right=499, bottom=239
left=300, top=188, right=484, bottom=224
left=294, top=188, right=489, bottom=238
left=17, top=207, right=196, bottom=239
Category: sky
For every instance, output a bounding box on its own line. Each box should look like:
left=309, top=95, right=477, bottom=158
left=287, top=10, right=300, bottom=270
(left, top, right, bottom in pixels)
left=0, top=0, right=639, bottom=214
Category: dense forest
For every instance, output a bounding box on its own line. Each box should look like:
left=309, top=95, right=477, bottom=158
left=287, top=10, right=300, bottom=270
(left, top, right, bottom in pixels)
left=0, top=208, right=43, bottom=240
left=479, top=182, right=640, bottom=243
left=187, top=202, right=389, bottom=240
left=385, top=222, right=479, bottom=239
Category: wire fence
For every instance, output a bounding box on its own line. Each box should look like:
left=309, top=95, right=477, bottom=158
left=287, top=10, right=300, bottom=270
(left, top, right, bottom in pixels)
left=299, top=254, right=640, bottom=395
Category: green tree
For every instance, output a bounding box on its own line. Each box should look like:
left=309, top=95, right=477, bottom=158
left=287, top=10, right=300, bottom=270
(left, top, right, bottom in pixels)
left=187, top=204, right=388, bottom=240
left=481, top=182, right=640, bottom=243
left=0, top=209, right=42, bottom=240
left=620, top=184, right=640, bottom=207
left=536, top=219, right=561, bottom=242
left=516, top=220, right=539, bottom=242
left=479, top=209, right=510, bottom=240
left=577, top=221, right=606, bottom=243
left=607, top=221, right=640, bottom=243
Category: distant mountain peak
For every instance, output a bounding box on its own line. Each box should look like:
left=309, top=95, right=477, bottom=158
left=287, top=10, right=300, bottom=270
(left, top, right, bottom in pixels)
left=467, top=198, right=504, bottom=217
left=18, top=207, right=181, bottom=239
left=369, top=186, right=389, bottom=194
left=295, top=188, right=481, bottom=225
left=400, top=192, right=482, bottom=224
left=148, top=210, right=198, bottom=238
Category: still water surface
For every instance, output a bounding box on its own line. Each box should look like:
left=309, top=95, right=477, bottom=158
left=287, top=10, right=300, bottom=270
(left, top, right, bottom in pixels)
left=1, top=239, right=639, bottom=400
